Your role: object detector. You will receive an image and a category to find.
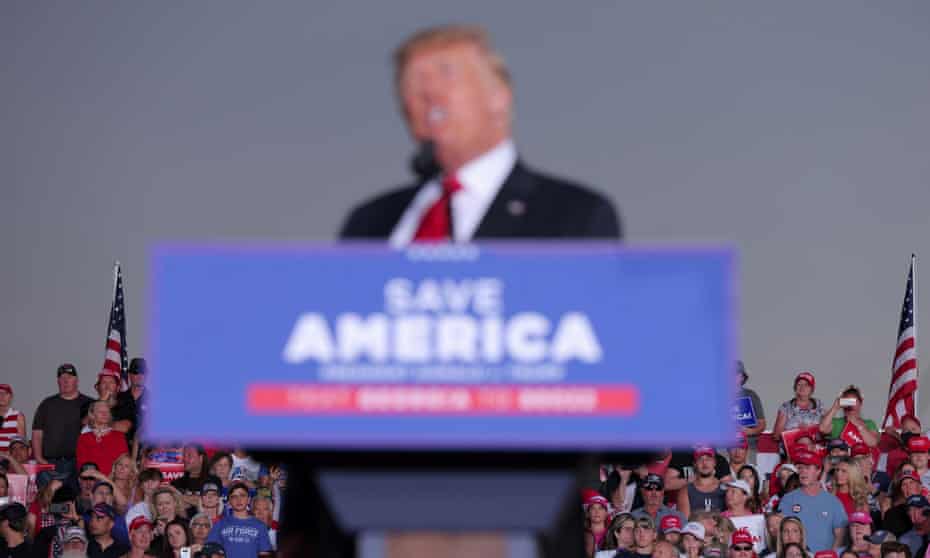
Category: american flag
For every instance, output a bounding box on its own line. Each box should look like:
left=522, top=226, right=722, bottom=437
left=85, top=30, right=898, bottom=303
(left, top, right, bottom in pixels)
left=883, top=255, right=918, bottom=429
left=102, top=261, right=129, bottom=390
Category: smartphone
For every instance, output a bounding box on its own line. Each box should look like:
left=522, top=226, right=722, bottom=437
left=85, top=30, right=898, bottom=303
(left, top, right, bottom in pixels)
left=49, top=502, right=71, bottom=514
left=840, top=397, right=858, bottom=407
left=180, top=547, right=191, bottom=558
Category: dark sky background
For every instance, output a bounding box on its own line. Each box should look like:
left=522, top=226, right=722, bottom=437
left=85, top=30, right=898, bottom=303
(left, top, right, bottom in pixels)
left=3, top=2, right=929, bottom=430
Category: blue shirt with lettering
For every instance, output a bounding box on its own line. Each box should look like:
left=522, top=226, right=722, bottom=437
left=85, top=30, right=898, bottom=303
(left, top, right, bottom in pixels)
left=207, top=515, right=272, bottom=558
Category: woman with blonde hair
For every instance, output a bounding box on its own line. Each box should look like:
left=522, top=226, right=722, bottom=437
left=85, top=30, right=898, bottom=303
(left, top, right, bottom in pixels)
left=108, top=452, right=138, bottom=514
left=771, top=516, right=810, bottom=558
left=150, top=486, right=186, bottom=541
left=830, top=458, right=869, bottom=515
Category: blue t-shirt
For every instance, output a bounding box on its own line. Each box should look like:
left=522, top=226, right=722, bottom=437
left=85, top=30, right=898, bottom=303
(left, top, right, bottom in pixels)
left=778, top=488, right=848, bottom=552
left=207, top=515, right=272, bottom=558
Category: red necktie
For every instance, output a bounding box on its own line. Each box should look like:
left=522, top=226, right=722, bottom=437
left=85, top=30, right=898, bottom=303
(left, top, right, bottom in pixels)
left=413, top=175, right=462, bottom=241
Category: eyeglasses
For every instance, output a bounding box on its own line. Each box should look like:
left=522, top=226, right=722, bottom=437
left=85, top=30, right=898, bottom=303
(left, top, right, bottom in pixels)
left=192, top=522, right=211, bottom=528
left=732, top=545, right=753, bottom=552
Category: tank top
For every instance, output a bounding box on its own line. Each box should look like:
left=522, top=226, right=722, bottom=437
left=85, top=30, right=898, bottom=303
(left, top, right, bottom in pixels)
left=687, top=483, right=726, bottom=512
left=0, top=408, right=22, bottom=450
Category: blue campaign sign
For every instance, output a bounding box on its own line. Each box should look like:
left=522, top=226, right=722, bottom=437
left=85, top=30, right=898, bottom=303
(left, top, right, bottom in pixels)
left=733, top=396, right=758, bottom=428
left=147, top=243, right=736, bottom=450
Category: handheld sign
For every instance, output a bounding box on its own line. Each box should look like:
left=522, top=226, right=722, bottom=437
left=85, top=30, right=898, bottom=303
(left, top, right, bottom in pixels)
left=733, top=396, right=759, bottom=428
left=148, top=243, right=735, bottom=450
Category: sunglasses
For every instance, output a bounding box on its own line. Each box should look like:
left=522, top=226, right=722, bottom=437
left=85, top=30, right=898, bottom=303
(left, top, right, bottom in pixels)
left=732, top=545, right=753, bottom=552
left=643, top=485, right=663, bottom=492
left=80, top=476, right=96, bottom=482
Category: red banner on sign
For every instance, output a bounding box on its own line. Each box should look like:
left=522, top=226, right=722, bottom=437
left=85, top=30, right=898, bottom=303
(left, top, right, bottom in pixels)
left=248, top=384, right=640, bottom=416
left=841, top=421, right=866, bottom=447
left=781, top=425, right=822, bottom=462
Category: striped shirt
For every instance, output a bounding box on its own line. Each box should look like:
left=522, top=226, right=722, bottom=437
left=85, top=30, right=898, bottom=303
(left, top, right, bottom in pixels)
left=0, top=407, right=23, bottom=451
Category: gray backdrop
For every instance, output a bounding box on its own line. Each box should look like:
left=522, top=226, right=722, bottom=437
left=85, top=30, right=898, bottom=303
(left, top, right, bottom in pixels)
left=3, top=2, right=929, bottom=436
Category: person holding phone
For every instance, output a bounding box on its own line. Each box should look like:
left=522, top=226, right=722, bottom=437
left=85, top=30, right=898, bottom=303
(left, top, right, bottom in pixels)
left=819, top=386, right=879, bottom=448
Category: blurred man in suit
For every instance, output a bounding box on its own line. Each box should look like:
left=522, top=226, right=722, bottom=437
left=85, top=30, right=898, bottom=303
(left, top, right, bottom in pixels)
left=340, top=24, right=621, bottom=243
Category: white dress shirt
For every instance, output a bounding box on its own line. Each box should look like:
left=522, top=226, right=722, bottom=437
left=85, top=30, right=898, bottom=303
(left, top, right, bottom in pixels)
left=389, top=139, right=517, bottom=247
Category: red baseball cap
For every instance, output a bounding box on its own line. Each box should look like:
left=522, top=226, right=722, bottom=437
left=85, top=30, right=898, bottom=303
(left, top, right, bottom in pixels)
left=851, top=444, right=871, bottom=457
left=584, top=494, right=609, bottom=511
left=899, top=471, right=921, bottom=485
left=129, top=516, right=153, bottom=532
left=908, top=436, right=930, bottom=453
left=730, top=528, right=753, bottom=546
left=794, top=371, right=816, bottom=390
left=814, top=551, right=838, bottom=558
left=660, top=514, right=682, bottom=533
left=96, top=371, right=121, bottom=385
left=694, top=446, right=716, bottom=460
left=849, top=511, right=873, bottom=525
left=0, top=384, right=11, bottom=395
left=793, top=449, right=822, bottom=467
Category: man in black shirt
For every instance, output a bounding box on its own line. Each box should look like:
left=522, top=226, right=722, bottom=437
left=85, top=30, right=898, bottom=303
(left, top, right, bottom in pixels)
left=31, top=363, right=94, bottom=482
left=87, top=503, right=129, bottom=558
left=0, top=502, right=31, bottom=558
left=113, top=357, right=148, bottom=443
left=172, top=444, right=210, bottom=509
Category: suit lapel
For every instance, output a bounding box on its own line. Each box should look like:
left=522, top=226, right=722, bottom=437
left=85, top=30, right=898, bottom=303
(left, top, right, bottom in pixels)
left=473, top=161, right=536, bottom=238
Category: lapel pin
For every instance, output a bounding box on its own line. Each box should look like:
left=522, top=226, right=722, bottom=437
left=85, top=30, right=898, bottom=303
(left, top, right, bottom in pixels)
left=507, top=200, right=525, bottom=216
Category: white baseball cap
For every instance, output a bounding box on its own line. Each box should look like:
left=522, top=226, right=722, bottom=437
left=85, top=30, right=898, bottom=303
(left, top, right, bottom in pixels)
left=724, top=479, right=752, bottom=495
left=682, top=521, right=706, bottom=541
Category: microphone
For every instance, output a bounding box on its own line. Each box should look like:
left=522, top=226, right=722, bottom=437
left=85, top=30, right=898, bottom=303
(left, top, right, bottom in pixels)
left=410, top=141, right=440, bottom=182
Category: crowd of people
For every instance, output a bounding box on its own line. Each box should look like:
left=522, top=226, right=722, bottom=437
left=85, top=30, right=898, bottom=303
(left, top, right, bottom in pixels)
left=583, top=364, right=928, bottom=558
left=3, top=358, right=925, bottom=558
left=0, top=359, right=282, bottom=558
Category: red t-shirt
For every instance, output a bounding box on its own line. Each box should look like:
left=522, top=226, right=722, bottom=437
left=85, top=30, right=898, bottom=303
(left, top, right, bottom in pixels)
left=76, top=429, right=128, bottom=475
left=835, top=491, right=856, bottom=515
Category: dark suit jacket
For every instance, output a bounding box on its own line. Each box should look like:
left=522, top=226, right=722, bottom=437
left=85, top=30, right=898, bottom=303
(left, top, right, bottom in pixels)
left=340, top=161, right=622, bottom=240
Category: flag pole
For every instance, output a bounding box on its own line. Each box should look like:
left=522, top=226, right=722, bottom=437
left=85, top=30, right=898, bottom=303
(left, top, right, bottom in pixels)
left=106, top=261, right=120, bottom=338
left=913, top=253, right=918, bottom=413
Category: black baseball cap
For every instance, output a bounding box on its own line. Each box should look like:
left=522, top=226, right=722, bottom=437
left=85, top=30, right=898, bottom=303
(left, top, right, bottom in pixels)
left=642, top=473, right=664, bottom=490
left=80, top=462, right=99, bottom=475
left=129, top=357, right=147, bottom=375
left=57, top=363, right=77, bottom=376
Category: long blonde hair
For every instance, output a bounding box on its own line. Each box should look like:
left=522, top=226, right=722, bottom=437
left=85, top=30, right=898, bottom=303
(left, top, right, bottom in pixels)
left=834, top=458, right=869, bottom=511
left=109, top=452, right=138, bottom=484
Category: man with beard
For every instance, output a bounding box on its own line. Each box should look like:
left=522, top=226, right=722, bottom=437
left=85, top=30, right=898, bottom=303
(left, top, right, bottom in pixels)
left=682, top=447, right=726, bottom=516
left=777, top=449, right=848, bottom=551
